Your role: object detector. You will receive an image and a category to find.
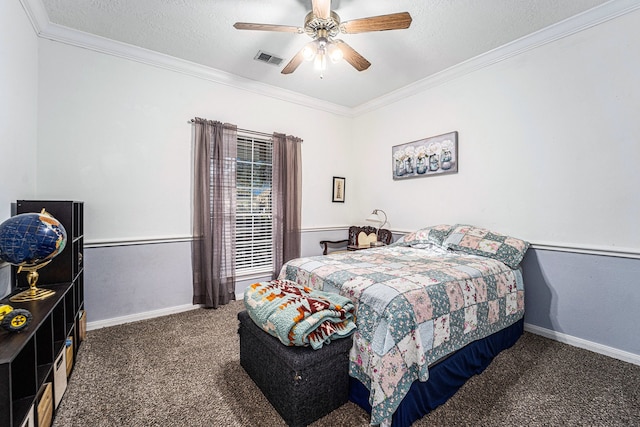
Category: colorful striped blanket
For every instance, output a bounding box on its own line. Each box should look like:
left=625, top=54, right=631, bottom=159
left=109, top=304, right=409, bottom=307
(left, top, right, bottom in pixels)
left=243, top=280, right=356, bottom=350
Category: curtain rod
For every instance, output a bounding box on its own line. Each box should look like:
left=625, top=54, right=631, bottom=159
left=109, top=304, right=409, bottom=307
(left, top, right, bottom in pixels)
left=187, top=119, right=273, bottom=139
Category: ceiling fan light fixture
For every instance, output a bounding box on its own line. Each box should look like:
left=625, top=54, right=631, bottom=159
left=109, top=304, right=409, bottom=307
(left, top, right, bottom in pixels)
left=313, top=37, right=329, bottom=70
left=314, top=53, right=327, bottom=71
left=302, top=44, right=316, bottom=61
left=328, top=42, right=343, bottom=63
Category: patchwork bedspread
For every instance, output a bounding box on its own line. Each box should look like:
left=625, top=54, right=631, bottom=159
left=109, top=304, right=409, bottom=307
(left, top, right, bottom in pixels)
left=279, top=244, right=524, bottom=425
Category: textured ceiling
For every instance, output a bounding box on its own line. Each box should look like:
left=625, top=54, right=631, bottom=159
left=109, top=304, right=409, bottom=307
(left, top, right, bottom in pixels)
left=39, top=0, right=610, bottom=108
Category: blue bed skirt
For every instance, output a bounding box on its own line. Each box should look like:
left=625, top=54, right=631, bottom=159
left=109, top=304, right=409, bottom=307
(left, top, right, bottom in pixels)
left=349, top=318, right=524, bottom=427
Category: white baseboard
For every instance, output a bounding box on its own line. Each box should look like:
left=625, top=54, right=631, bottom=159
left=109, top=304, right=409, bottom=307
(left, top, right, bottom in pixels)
left=524, top=323, right=640, bottom=366
left=87, top=303, right=202, bottom=331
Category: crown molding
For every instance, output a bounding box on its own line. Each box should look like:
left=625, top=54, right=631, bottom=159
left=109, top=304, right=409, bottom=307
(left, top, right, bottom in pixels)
left=21, top=0, right=640, bottom=118
left=351, top=0, right=640, bottom=116
left=19, top=0, right=48, bottom=34
left=19, top=0, right=353, bottom=117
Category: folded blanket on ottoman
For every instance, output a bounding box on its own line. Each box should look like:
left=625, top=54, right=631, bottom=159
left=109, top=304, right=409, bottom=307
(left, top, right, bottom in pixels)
left=244, top=279, right=356, bottom=349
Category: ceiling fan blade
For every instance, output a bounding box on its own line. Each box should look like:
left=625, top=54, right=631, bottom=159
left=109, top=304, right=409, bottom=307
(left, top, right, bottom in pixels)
left=334, top=40, right=371, bottom=72
left=340, top=12, right=412, bottom=34
left=233, top=22, right=303, bottom=33
left=281, top=46, right=309, bottom=74
left=312, top=0, right=331, bottom=20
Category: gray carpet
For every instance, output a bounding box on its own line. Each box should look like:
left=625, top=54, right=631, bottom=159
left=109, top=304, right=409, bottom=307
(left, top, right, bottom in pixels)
left=53, top=300, right=640, bottom=426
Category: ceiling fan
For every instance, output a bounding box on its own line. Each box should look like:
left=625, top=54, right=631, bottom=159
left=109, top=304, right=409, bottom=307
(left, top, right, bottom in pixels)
left=234, top=0, right=412, bottom=75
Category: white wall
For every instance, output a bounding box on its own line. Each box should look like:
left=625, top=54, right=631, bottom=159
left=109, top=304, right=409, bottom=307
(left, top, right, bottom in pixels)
left=0, top=1, right=39, bottom=297
left=351, top=9, right=640, bottom=251
left=36, top=39, right=354, bottom=243
left=0, top=2, right=38, bottom=219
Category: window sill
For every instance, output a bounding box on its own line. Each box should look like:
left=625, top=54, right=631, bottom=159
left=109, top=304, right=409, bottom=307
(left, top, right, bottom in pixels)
left=236, top=269, right=274, bottom=282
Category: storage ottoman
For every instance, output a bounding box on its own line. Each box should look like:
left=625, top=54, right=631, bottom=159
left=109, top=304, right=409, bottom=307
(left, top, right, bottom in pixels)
left=238, top=310, right=353, bottom=427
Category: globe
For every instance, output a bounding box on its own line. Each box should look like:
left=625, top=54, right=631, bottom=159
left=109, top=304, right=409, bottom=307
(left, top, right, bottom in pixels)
left=0, top=211, right=67, bottom=301
left=0, top=212, right=67, bottom=266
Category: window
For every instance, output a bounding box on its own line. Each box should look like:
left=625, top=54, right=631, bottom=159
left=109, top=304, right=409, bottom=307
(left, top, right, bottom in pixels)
left=236, top=134, right=273, bottom=275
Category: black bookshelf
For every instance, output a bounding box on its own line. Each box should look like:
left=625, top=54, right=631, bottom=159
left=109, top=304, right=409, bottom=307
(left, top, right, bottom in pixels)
left=0, top=201, right=85, bottom=427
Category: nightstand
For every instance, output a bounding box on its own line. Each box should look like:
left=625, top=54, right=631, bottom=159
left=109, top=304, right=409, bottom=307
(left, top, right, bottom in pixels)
left=347, top=243, right=385, bottom=251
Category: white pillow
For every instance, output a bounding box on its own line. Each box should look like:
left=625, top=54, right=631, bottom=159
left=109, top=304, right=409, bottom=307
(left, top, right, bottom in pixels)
left=357, top=231, right=378, bottom=246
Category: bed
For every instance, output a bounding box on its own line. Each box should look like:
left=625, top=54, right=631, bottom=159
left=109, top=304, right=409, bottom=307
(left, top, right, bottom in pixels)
left=278, top=224, right=529, bottom=426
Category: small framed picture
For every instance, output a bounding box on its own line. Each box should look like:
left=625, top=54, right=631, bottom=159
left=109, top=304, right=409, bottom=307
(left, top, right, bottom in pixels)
left=332, top=177, right=345, bottom=203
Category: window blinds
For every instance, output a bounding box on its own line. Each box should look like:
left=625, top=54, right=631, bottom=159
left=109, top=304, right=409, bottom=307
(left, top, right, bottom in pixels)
left=235, top=135, right=273, bottom=274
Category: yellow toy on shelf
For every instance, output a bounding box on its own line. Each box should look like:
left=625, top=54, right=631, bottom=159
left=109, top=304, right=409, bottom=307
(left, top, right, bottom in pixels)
left=0, top=304, right=32, bottom=332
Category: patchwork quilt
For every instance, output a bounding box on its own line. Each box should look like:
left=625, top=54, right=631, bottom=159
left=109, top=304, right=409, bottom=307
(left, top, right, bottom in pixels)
left=244, top=280, right=356, bottom=349
left=279, top=244, right=525, bottom=425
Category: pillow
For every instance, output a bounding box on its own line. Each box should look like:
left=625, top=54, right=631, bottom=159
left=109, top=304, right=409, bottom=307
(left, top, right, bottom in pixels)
left=357, top=231, right=378, bottom=246
left=401, top=224, right=454, bottom=248
left=442, top=224, right=529, bottom=268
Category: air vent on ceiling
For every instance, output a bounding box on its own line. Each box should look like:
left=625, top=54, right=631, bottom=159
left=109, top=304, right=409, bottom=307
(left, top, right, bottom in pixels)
left=254, top=50, right=284, bottom=66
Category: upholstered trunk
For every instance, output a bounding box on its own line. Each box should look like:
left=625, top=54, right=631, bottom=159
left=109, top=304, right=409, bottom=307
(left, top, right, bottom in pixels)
left=237, top=310, right=352, bottom=427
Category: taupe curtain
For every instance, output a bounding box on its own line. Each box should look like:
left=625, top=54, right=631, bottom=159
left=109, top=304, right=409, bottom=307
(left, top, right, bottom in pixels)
left=191, top=118, right=237, bottom=308
left=272, top=132, right=302, bottom=279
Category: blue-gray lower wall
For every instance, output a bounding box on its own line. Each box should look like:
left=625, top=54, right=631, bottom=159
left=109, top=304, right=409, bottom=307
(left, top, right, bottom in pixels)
left=522, top=249, right=640, bottom=356
left=85, top=241, right=193, bottom=323
left=80, top=232, right=639, bottom=362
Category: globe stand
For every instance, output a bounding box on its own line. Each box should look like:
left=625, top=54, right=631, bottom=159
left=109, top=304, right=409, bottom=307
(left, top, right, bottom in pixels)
left=10, top=263, right=56, bottom=303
